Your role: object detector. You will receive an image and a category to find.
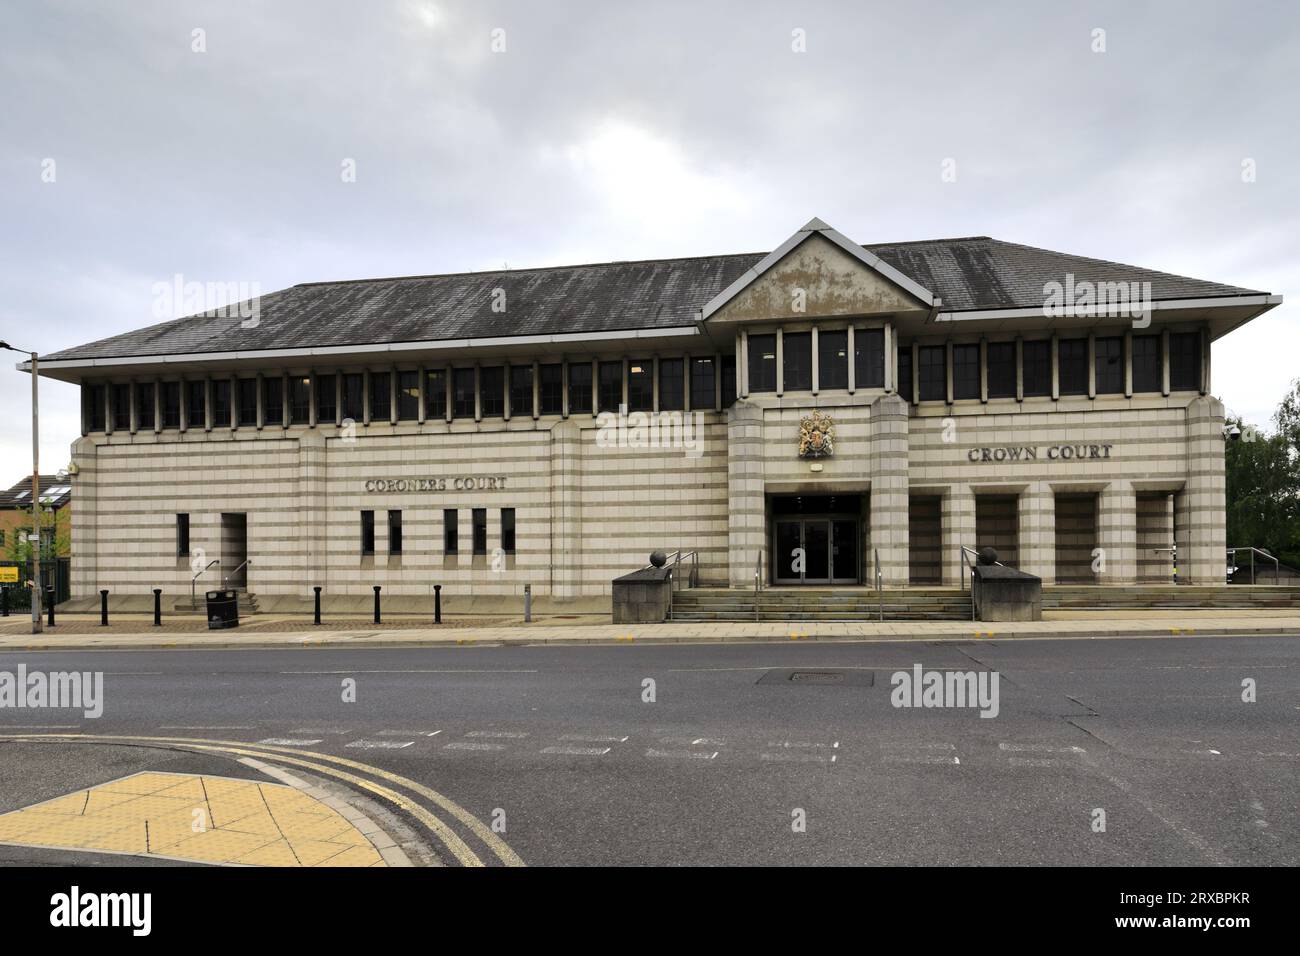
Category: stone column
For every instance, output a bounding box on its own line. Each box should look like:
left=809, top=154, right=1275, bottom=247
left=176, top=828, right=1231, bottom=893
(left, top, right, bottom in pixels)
left=298, top=432, right=328, bottom=593
left=69, top=436, right=98, bottom=598
left=549, top=420, right=582, bottom=601
left=727, top=402, right=766, bottom=588
left=868, top=393, right=909, bottom=586
left=941, top=484, right=976, bottom=586
left=1098, top=480, right=1137, bottom=585
left=1183, top=396, right=1226, bottom=584
left=1017, top=482, right=1055, bottom=584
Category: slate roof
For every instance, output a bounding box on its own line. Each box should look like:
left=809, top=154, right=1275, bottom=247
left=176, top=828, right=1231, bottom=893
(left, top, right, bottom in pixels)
left=0, top=476, right=72, bottom=510
left=42, top=236, right=1265, bottom=363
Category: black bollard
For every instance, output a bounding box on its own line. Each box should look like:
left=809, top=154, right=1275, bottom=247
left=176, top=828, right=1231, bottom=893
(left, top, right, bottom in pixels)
left=313, top=586, right=322, bottom=626
left=373, top=585, right=381, bottom=624
left=100, top=589, right=109, bottom=626
left=153, top=588, right=162, bottom=626
left=46, top=586, right=55, bottom=627
left=434, top=584, right=441, bottom=624
left=1, top=586, right=8, bottom=617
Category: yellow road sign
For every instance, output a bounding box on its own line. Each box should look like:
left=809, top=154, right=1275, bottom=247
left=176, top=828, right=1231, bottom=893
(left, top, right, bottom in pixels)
left=0, top=567, right=19, bottom=584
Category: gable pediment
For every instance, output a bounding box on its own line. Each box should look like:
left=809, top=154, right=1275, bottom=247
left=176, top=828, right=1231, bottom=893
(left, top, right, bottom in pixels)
left=703, top=219, right=935, bottom=324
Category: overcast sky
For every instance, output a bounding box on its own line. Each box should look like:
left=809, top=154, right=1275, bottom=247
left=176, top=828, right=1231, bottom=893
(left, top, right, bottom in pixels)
left=2, top=0, right=1297, bottom=475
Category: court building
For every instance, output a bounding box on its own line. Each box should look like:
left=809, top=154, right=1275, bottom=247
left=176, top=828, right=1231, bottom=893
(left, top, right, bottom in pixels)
left=31, top=218, right=1282, bottom=611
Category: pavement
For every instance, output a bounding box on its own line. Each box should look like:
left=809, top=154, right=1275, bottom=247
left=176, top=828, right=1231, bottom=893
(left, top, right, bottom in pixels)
left=0, top=634, right=1295, bottom=866
left=0, top=768, right=392, bottom=867
left=2, top=608, right=1300, bottom=651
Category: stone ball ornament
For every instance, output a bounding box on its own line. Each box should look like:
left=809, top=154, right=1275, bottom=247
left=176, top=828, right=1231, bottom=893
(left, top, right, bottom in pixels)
left=978, top=547, right=1000, bottom=566
left=649, top=550, right=667, bottom=568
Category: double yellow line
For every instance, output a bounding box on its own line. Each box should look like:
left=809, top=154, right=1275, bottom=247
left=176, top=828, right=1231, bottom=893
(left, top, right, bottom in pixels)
left=0, top=733, right=524, bottom=868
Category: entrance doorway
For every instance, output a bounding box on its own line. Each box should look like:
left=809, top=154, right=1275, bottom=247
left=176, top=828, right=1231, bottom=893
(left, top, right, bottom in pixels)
left=220, top=513, right=248, bottom=588
left=770, top=495, right=860, bottom=585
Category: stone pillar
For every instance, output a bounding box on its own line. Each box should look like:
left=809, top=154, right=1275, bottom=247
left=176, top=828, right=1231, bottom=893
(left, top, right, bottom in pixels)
left=1173, top=491, right=1193, bottom=585
left=70, top=436, right=98, bottom=598
left=1184, top=396, right=1227, bottom=584
left=727, top=402, right=765, bottom=588
left=1017, top=483, right=1055, bottom=584
left=868, top=393, right=909, bottom=586
left=941, top=484, right=977, bottom=586
left=298, top=432, right=327, bottom=593
left=550, top=420, right=582, bottom=601
left=1098, top=480, right=1137, bottom=585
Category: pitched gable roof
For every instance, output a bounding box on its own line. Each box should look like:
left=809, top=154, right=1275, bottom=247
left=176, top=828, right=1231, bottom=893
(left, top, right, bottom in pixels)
left=38, top=229, right=1269, bottom=365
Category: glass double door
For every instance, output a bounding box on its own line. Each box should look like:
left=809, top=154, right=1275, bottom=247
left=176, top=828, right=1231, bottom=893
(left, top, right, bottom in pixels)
left=773, top=517, right=858, bottom=585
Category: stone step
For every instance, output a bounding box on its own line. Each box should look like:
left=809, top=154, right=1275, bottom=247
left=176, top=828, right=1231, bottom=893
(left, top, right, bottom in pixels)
left=669, top=611, right=973, bottom=622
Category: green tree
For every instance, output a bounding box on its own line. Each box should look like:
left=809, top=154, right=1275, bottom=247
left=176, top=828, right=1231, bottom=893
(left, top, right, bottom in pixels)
left=1225, top=384, right=1300, bottom=569
left=3, top=498, right=69, bottom=565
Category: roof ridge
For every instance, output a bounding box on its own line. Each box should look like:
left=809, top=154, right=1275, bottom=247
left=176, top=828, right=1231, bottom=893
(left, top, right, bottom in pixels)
left=293, top=237, right=1003, bottom=289
left=293, top=251, right=769, bottom=289
left=985, top=237, right=1256, bottom=286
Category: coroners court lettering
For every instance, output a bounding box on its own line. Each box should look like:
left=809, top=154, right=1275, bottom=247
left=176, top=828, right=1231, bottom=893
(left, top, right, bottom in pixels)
left=364, top=476, right=509, bottom=493
left=966, top=443, right=1115, bottom=463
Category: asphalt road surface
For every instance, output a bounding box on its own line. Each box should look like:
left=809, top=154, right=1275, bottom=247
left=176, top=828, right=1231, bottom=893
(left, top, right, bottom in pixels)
left=0, top=635, right=1295, bottom=866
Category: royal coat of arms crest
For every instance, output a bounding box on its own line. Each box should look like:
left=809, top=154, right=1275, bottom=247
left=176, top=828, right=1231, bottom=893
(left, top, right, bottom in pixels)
left=797, top=410, right=835, bottom=459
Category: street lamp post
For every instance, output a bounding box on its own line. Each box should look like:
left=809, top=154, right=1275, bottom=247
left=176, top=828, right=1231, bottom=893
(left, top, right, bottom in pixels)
left=1, top=341, right=42, bottom=634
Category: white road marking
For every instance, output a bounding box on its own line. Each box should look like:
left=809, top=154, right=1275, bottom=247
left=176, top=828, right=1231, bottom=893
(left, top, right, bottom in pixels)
left=376, top=729, right=441, bottom=737
left=290, top=727, right=351, bottom=735
left=346, top=739, right=414, bottom=750
left=279, top=669, right=539, bottom=675
left=1, top=724, right=79, bottom=729
left=160, top=725, right=256, bottom=731
left=1008, top=756, right=1067, bottom=768
left=766, top=740, right=836, bottom=750
left=659, top=735, right=726, bottom=747
left=258, top=737, right=323, bottom=746
left=881, top=741, right=956, bottom=751
left=646, top=748, right=718, bottom=761
left=999, top=743, right=1086, bottom=754
left=541, top=746, right=611, bottom=756
left=559, top=734, right=629, bottom=743
left=883, top=754, right=960, bottom=765
left=664, top=665, right=883, bottom=673
left=760, top=752, right=833, bottom=764
left=444, top=741, right=505, bottom=752
left=466, top=731, right=530, bottom=739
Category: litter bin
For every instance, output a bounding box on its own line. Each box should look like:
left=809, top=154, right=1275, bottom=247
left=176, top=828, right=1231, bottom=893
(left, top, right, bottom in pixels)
left=206, top=589, right=239, bottom=630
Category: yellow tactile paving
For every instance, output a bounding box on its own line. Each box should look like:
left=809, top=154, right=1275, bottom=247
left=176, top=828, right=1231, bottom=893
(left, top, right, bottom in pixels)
left=0, top=771, right=386, bottom=866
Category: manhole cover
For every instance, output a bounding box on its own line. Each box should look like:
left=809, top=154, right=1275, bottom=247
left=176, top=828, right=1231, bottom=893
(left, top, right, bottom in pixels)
left=789, top=671, right=843, bottom=683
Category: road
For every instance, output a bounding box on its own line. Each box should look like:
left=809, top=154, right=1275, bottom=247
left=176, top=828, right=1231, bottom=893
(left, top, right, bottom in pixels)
left=0, top=635, right=1296, bottom=866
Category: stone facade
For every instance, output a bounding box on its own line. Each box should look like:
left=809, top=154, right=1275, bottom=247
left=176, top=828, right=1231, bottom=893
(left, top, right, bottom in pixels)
left=53, top=220, right=1268, bottom=601
left=66, top=382, right=1230, bottom=599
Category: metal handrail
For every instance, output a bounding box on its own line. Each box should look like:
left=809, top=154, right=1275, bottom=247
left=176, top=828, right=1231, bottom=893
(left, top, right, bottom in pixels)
left=1226, top=546, right=1281, bottom=585
left=641, top=550, right=700, bottom=591
left=874, top=548, right=883, bottom=622
left=754, top=551, right=763, bottom=622
left=191, top=559, right=219, bottom=607
left=224, top=558, right=251, bottom=589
